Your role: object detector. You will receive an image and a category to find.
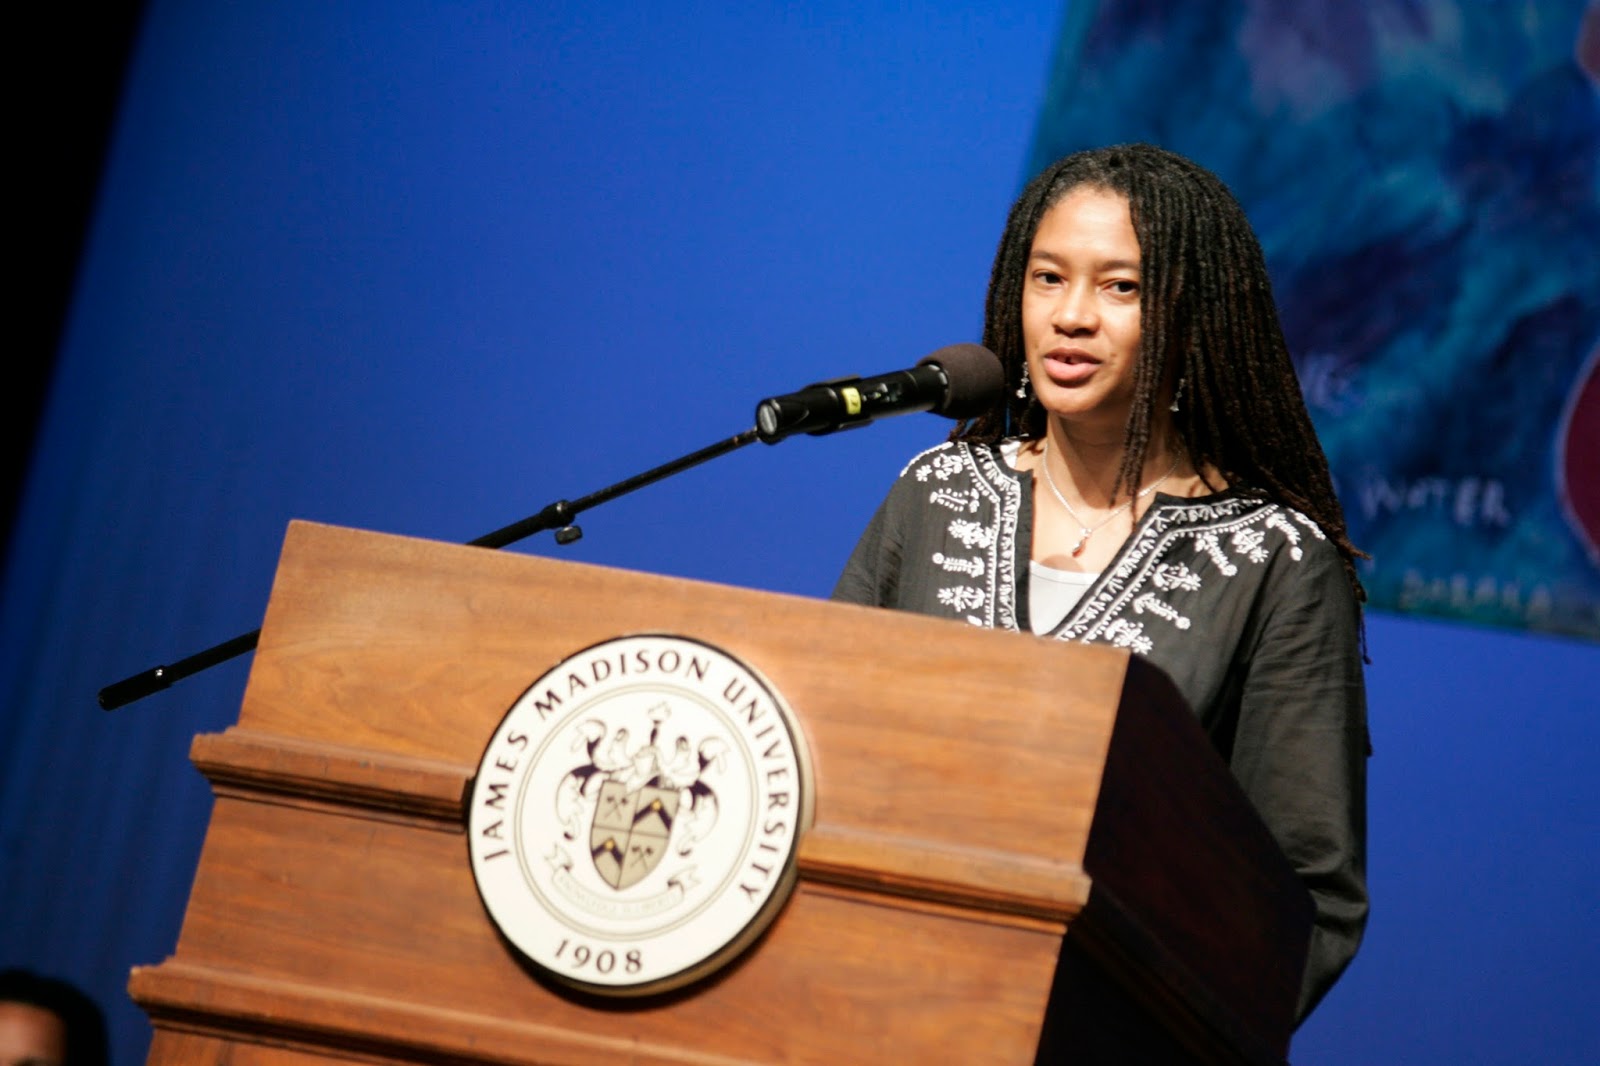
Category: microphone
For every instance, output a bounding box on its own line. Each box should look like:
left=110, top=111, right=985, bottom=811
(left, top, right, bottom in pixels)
left=754, top=343, right=1003, bottom=444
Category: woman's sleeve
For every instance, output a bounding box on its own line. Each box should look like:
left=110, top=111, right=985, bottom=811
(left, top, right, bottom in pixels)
left=1230, top=539, right=1370, bottom=1023
left=831, top=484, right=907, bottom=608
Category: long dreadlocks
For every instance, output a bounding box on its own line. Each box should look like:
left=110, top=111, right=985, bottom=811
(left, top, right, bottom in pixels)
left=955, top=143, right=1367, bottom=604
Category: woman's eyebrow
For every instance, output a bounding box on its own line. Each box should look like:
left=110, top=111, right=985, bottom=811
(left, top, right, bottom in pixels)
left=1028, top=250, right=1141, bottom=272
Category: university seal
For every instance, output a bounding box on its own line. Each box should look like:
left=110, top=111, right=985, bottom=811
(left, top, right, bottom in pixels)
left=467, top=634, right=813, bottom=995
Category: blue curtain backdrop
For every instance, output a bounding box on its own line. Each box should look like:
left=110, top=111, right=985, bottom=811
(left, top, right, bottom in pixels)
left=2, top=3, right=1597, bottom=1064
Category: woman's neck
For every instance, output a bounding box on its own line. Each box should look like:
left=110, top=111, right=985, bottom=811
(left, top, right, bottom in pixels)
left=1040, top=417, right=1186, bottom=508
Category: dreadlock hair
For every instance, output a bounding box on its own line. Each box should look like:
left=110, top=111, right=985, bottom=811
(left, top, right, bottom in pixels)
left=955, top=142, right=1366, bottom=604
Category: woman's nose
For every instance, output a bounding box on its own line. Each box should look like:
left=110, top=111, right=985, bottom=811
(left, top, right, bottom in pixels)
left=1051, top=283, right=1098, bottom=332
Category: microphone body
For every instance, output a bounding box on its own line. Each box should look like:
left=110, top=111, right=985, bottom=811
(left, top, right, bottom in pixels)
left=755, top=344, right=1001, bottom=444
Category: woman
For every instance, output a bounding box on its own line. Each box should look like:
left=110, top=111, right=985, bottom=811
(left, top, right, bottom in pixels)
left=833, top=143, right=1368, bottom=1021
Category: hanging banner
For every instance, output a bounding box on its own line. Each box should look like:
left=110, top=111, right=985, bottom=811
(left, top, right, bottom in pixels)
left=1029, top=1, right=1600, bottom=639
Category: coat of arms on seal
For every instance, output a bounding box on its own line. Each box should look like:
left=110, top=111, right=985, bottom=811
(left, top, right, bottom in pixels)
left=559, top=704, right=727, bottom=889
left=468, top=635, right=813, bottom=996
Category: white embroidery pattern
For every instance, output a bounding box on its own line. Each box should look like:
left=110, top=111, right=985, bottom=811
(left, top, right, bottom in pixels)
left=1110, top=550, right=1143, bottom=582
left=899, top=442, right=955, bottom=479
left=947, top=518, right=996, bottom=551
left=1134, top=592, right=1191, bottom=630
left=929, top=487, right=980, bottom=514
left=1171, top=500, right=1240, bottom=525
left=1061, top=497, right=1326, bottom=659
left=911, top=444, right=1024, bottom=629
left=937, top=586, right=986, bottom=613
left=894, top=445, right=1325, bottom=659
left=1151, top=563, right=1202, bottom=591
left=1103, top=618, right=1154, bottom=655
left=932, top=552, right=984, bottom=578
left=1291, top=510, right=1328, bottom=539
left=1193, top=531, right=1240, bottom=576
left=1265, top=512, right=1304, bottom=560
left=1231, top=526, right=1270, bottom=565
left=972, top=446, right=1024, bottom=630
left=928, top=451, right=966, bottom=481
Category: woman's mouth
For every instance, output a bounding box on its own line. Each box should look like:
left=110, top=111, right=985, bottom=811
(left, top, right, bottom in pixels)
left=1040, top=349, right=1101, bottom=386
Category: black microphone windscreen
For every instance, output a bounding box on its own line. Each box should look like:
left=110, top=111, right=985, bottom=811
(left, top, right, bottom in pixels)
left=919, top=344, right=1004, bottom=418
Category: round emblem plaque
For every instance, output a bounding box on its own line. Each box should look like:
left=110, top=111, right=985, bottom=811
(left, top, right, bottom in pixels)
left=467, top=634, right=813, bottom=995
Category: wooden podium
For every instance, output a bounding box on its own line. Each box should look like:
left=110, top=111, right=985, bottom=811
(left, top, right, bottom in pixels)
left=130, top=521, right=1311, bottom=1065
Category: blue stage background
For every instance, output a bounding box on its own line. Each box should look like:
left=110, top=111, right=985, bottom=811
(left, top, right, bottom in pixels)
left=2, top=3, right=1596, bottom=1063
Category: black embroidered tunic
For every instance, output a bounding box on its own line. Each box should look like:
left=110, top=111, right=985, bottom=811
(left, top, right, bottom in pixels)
left=833, top=440, right=1368, bottom=1020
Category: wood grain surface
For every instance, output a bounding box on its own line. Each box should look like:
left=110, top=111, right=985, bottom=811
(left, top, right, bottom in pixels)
left=132, top=521, right=1306, bottom=1065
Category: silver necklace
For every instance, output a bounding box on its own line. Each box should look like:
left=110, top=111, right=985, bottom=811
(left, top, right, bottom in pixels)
left=1040, top=441, right=1180, bottom=557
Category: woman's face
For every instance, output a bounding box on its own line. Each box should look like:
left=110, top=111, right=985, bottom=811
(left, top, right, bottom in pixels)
left=1020, top=186, right=1144, bottom=438
left=0, top=1002, right=66, bottom=1066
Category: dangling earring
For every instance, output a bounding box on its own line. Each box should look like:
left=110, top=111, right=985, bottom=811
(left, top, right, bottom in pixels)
left=1169, top=376, right=1185, bottom=414
left=1016, top=364, right=1031, bottom=400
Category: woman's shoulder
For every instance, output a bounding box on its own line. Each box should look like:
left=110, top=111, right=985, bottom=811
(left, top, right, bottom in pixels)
left=1146, top=489, right=1347, bottom=573
left=894, top=437, right=1019, bottom=478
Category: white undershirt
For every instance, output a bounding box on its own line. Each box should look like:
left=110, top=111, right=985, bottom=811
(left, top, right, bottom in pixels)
left=1029, top=561, right=1099, bottom=634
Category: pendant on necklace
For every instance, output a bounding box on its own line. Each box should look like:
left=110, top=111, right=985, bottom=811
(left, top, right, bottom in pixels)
left=1071, top=530, right=1090, bottom=557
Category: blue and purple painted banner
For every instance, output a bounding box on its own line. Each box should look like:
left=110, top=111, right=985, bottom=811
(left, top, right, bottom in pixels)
left=1032, top=1, right=1600, bottom=638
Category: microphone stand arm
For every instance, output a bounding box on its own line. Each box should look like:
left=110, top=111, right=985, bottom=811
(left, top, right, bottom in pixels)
left=99, top=427, right=763, bottom=711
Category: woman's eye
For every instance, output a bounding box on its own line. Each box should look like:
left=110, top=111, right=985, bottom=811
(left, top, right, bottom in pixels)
left=1109, top=279, right=1139, bottom=295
